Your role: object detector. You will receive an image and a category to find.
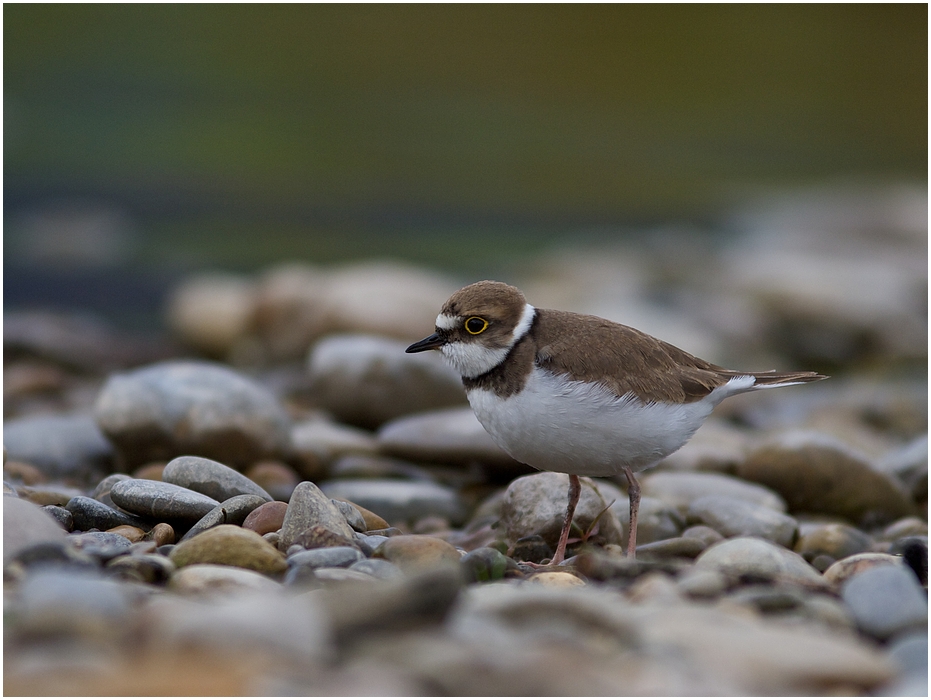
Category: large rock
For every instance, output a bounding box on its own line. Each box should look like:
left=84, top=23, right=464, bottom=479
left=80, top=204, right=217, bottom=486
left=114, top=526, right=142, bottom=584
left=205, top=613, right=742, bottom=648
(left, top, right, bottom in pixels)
left=307, top=334, right=466, bottom=429
left=94, top=361, right=292, bottom=469
left=3, top=495, right=68, bottom=564
left=694, top=536, right=823, bottom=585
left=164, top=273, right=256, bottom=358
left=737, top=432, right=916, bottom=525
left=3, top=413, right=113, bottom=481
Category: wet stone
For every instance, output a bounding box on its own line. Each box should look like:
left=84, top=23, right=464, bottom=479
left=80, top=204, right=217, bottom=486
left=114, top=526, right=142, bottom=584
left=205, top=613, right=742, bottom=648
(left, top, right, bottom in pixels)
left=169, top=524, right=287, bottom=575
left=162, top=455, right=273, bottom=503
left=178, top=494, right=269, bottom=543
left=109, top=479, right=221, bottom=525
left=687, top=495, right=798, bottom=547
left=40, top=504, right=73, bottom=531
left=841, top=564, right=928, bottom=640
left=66, top=495, right=151, bottom=531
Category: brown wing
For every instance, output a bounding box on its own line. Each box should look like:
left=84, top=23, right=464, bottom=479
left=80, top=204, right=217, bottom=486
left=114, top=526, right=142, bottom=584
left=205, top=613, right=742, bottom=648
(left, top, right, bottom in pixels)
left=533, top=310, right=825, bottom=403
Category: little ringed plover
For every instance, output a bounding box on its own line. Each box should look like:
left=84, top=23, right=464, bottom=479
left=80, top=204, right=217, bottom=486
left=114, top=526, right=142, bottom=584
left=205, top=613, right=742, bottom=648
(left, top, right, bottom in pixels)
left=407, top=280, right=827, bottom=565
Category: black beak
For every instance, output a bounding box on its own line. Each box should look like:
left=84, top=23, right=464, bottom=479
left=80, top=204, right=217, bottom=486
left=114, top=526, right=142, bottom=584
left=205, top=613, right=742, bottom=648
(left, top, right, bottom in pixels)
left=406, top=332, right=446, bottom=353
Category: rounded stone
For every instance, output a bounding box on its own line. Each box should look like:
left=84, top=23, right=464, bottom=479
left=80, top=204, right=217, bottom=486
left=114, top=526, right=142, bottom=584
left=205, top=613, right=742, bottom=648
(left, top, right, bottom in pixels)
left=106, top=525, right=146, bottom=543
left=169, top=524, right=287, bottom=575
left=681, top=525, right=725, bottom=548
left=822, top=552, right=902, bottom=586
left=243, top=461, right=300, bottom=502
left=694, top=536, right=823, bottom=584
left=278, top=481, right=357, bottom=552
left=2, top=413, right=114, bottom=481
left=307, top=333, right=466, bottom=429
left=460, top=547, right=510, bottom=583
left=794, top=523, right=873, bottom=564
left=40, top=505, right=73, bottom=531
left=737, top=432, right=915, bottom=525
left=321, top=478, right=467, bottom=527
left=641, top=471, right=787, bottom=513
left=687, top=495, right=798, bottom=547
left=289, top=418, right=378, bottom=476
left=169, top=563, right=283, bottom=595
left=178, top=494, right=269, bottom=543
left=610, top=494, right=684, bottom=545
left=348, top=558, right=404, bottom=580
left=635, top=536, right=708, bottom=559
left=93, top=360, right=292, bottom=468
left=841, top=565, right=928, bottom=640
left=373, top=534, right=462, bottom=573
left=882, top=516, right=928, bottom=540
left=144, top=522, right=176, bottom=547
left=527, top=571, right=586, bottom=587
left=242, top=500, right=289, bottom=536
left=162, top=455, right=273, bottom=502
left=3, top=495, right=68, bottom=565
left=109, top=479, right=221, bottom=525
left=287, top=546, right=364, bottom=570
left=106, top=552, right=176, bottom=584
left=66, top=495, right=151, bottom=531
left=500, top=472, right=624, bottom=553
left=68, top=531, right=134, bottom=562
left=164, top=272, right=256, bottom=358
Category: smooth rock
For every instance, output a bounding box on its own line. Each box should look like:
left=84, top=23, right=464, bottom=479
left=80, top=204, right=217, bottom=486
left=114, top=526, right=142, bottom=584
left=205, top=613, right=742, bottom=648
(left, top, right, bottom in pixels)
left=40, top=504, right=73, bottom=531
left=681, top=525, right=725, bottom=548
left=94, top=360, right=292, bottom=468
left=164, top=272, right=256, bottom=358
left=641, top=471, right=787, bottom=513
left=687, top=495, right=798, bottom=547
left=822, top=552, right=902, bottom=586
left=676, top=567, right=729, bottom=598
left=330, top=499, right=367, bottom=532
left=377, top=407, right=525, bottom=470
left=3, top=495, right=68, bottom=564
left=348, top=557, right=404, bottom=580
left=841, top=564, right=928, bottom=640
left=307, top=333, right=466, bottom=429
left=738, top=432, right=915, bottom=525
left=292, top=525, right=360, bottom=551
left=312, top=567, right=378, bottom=585
left=695, top=536, right=823, bottom=584
left=106, top=552, right=176, bottom=584
left=178, top=494, right=269, bottom=543
left=243, top=461, right=300, bottom=502
left=3, top=413, right=113, bottom=480
left=500, top=473, right=624, bottom=554
left=526, top=571, right=586, bottom=587
left=110, top=479, right=221, bottom=525
left=321, top=478, right=467, bottom=527
left=163, top=455, right=273, bottom=502
left=656, top=418, right=751, bottom=472
left=636, top=536, right=707, bottom=560
left=106, top=525, right=146, bottom=543
left=882, top=516, right=928, bottom=540
left=144, top=522, right=176, bottom=547
left=16, top=483, right=84, bottom=507
left=278, top=481, right=357, bottom=551
left=242, top=500, right=289, bottom=535
left=287, top=546, right=364, bottom=570
left=90, top=473, right=132, bottom=508
left=66, top=495, right=151, bottom=531
left=169, top=563, right=283, bottom=595
left=169, top=524, right=287, bottom=575
left=794, top=523, right=873, bottom=564
left=289, top=418, right=378, bottom=475
left=374, top=534, right=462, bottom=573
left=460, top=547, right=510, bottom=583
left=68, top=531, right=134, bottom=562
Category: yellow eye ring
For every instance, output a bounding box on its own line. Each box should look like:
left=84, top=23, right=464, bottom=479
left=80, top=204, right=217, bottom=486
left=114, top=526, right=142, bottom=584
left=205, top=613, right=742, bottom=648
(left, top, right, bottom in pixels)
left=464, top=316, right=489, bottom=335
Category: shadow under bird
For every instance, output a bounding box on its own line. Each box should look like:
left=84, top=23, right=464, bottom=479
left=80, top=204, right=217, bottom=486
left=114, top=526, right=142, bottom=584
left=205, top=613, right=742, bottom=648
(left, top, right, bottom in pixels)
left=407, top=280, right=827, bottom=565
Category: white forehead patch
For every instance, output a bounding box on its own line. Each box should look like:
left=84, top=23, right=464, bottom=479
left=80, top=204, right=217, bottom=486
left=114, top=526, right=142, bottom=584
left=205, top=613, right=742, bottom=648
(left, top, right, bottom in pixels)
left=435, top=313, right=459, bottom=331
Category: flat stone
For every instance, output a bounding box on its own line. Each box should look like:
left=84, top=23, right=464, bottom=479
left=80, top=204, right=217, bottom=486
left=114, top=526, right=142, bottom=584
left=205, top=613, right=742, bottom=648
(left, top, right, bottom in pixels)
left=278, top=481, right=356, bottom=551
left=307, top=333, right=466, bottom=429
left=4, top=495, right=69, bottom=564
left=178, top=494, right=269, bottom=543
left=287, top=546, right=365, bottom=570
left=687, top=495, right=798, bottom=547
left=110, top=479, right=221, bottom=525
left=641, top=471, right=787, bottom=513
left=66, top=495, right=151, bottom=531
left=169, top=524, right=287, bottom=575
left=321, top=478, right=467, bottom=527
left=738, top=431, right=915, bottom=525
left=377, top=407, right=525, bottom=469
left=841, top=564, right=928, bottom=640
left=695, top=536, right=823, bottom=585
left=636, top=536, right=708, bottom=560
left=374, top=534, right=462, bottom=573
left=16, top=484, right=84, bottom=507
left=242, top=500, right=289, bottom=536
left=163, top=455, right=272, bottom=502
left=93, top=360, right=292, bottom=468
left=3, top=413, right=114, bottom=481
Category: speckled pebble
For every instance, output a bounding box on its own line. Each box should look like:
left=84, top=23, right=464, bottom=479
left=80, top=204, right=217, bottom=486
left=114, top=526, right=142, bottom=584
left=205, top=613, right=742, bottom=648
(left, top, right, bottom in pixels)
left=109, top=479, right=221, bottom=525
left=287, top=546, right=364, bottom=570
left=169, top=524, right=287, bottom=575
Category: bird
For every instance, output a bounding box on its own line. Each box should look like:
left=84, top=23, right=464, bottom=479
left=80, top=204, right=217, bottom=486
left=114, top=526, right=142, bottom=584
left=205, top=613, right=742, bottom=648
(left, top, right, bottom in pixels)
left=406, top=280, right=827, bottom=565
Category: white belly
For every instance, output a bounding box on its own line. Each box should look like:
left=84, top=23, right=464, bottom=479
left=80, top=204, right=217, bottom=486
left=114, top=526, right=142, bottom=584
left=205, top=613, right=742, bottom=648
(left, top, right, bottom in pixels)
left=467, top=367, right=723, bottom=477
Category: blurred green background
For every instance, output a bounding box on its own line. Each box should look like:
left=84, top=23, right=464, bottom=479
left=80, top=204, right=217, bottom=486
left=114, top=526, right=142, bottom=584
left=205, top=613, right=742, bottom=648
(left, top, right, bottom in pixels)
left=3, top=4, right=927, bottom=322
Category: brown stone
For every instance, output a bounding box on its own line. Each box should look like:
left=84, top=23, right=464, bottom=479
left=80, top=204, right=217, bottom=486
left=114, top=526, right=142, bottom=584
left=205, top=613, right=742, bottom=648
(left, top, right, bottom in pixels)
left=242, top=501, right=289, bottom=536
left=373, top=534, right=461, bottom=573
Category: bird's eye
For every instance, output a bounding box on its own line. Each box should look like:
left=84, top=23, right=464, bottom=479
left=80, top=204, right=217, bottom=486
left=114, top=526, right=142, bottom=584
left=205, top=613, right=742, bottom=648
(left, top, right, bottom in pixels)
left=465, top=316, right=489, bottom=335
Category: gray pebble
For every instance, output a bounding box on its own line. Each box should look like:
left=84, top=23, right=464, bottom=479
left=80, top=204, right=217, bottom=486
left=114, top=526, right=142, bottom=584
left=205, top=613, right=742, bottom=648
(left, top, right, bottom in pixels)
left=106, top=553, right=176, bottom=584
left=91, top=473, right=132, bottom=508
left=163, top=455, right=273, bottom=502
left=68, top=531, right=133, bottom=562
left=109, top=478, right=220, bottom=524
left=177, top=494, right=269, bottom=543
left=3, top=495, right=67, bottom=565
left=841, top=564, right=928, bottom=640
left=66, top=495, right=151, bottom=531
left=287, top=546, right=365, bottom=570
left=41, top=504, right=73, bottom=531
left=331, top=498, right=367, bottom=532
left=3, top=413, right=113, bottom=481
left=278, top=481, right=356, bottom=551
left=348, top=558, right=404, bottom=580
left=688, top=495, right=798, bottom=547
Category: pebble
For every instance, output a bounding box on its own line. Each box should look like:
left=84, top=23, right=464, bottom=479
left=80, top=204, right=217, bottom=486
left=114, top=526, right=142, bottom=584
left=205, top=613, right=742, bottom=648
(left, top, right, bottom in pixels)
left=17, top=483, right=84, bottom=507
left=794, top=523, right=873, bottom=564
left=178, top=494, right=270, bottom=542
left=144, top=522, right=176, bottom=547
left=243, top=461, right=300, bottom=502
left=40, top=504, right=73, bottom=530
left=676, top=567, right=729, bottom=598
left=460, top=546, right=511, bottom=583
left=93, top=360, right=292, bottom=468
left=738, top=431, right=916, bottom=525
left=348, top=558, right=404, bottom=580
left=106, top=525, right=146, bottom=543
left=169, top=524, right=287, bottom=575
left=499, top=473, right=623, bottom=556
left=641, top=471, right=787, bottom=513
left=694, top=536, right=824, bottom=585
left=610, top=494, right=683, bottom=545
left=321, top=478, right=468, bottom=527
left=840, top=564, right=928, bottom=640
left=68, top=531, right=134, bottom=562
left=106, top=552, right=176, bottom=584
left=636, top=536, right=708, bottom=560
left=2, top=413, right=114, bottom=481
left=109, top=478, right=221, bottom=525
left=66, top=495, right=151, bottom=531
left=330, top=498, right=368, bottom=532
left=289, top=418, right=378, bottom=476
left=164, top=272, right=255, bottom=358
left=278, top=481, right=357, bottom=551
left=312, top=567, right=378, bottom=586
left=292, top=525, right=360, bottom=551
left=527, top=571, right=586, bottom=587
left=373, top=534, right=462, bottom=573
left=681, top=524, right=725, bottom=548
left=687, top=494, right=798, bottom=547
left=169, top=563, right=283, bottom=595
left=162, top=455, right=273, bottom=502
left=3, top=495, right=68, bottom=564
left=821, top=552, right=901, bottom=586
left=90, top=473, right=132, bottom=508
left=882, top=516, right=928, bottom=540
left=307, top=333, right=466, bottom=429
left=241, top=500, right=289, bottom=535
left=287, top=546, right=364, bottom=570
left=376, top=406, right=525, bottom=470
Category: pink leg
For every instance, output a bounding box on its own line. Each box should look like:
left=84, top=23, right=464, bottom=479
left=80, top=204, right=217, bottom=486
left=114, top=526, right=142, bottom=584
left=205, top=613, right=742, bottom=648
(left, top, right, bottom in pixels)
left=623, top=467, right=640, bottom=558
left=551, top=474, right=581, bottom=565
